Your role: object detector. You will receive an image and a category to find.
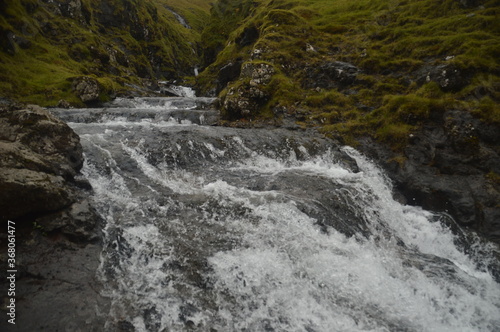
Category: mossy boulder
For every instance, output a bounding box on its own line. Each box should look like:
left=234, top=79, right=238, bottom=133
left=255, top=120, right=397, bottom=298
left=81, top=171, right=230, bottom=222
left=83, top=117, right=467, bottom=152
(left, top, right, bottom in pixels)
left=72, top=76, right=102, bottom=103
left=221, top=62, right=276, bottom=119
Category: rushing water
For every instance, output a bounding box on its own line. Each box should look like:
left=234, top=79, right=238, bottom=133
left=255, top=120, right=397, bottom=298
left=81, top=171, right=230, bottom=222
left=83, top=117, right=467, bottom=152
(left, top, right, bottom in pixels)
left=51, top=96, right=500, bottom=332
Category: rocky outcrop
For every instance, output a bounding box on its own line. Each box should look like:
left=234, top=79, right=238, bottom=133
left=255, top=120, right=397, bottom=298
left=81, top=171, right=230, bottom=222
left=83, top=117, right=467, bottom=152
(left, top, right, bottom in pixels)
left=415, top=63, right=471, bottom=92
left=358, top=109, right=500, bottom=243
left=221, top=62, right=275, bottom=119
left=0, top=104, right=84, bottom=222
left=0, top=103, right=108, bottom=331
left=216, top=59, right=243, bottom=94
left=72, top=76, right=102, bottom=104
left=302, top=61, right=360, bottom=90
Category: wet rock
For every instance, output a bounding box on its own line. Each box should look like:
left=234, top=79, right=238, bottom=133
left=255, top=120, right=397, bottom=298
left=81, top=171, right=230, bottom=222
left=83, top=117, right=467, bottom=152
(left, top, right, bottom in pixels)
left=0, top=232, right=108, bottom=332
left=36, top=199, right=102, bottom=242
left=0, top=105, right=84, bottom=221
left=0, top=103, right=107, bottom=332
left=72, top=76, right=101, bottom=103
left=302, top=61, right=360, bottom=90
left=358, top=109, right=500, bottom=243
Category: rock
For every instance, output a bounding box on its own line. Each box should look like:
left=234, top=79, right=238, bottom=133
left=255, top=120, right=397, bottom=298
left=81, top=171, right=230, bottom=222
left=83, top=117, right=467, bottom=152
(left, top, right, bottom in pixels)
left=58, top=0, right=83, bottom=20
left=302, top=61, right=360, bottom=90
left=1, top=29, right=31, bottom=55
left=217, top=60, right=243, bottom=94
left=36, top=199, right=102, bottom=242
left=72, top=76, right=101, bottom=103
left=0, top=232, right=109, bottom=332
left=221, top=62, right=276, bottom=119
left=236, top=26, right=260, bottom=47
left=459, top=0, right=480, bottom=8
left=241, top=62, right=275, bottom=85
left=57, top=99, right=71, bottom=108
left=222, top=83, right=270, bottom=119
left=357, top=109, right=500, bottom=243
left=0, top=103, right=107, bottom=332
left=0, top=105, right=84, bottom=221
left=416, top=63, right=470, bottom=92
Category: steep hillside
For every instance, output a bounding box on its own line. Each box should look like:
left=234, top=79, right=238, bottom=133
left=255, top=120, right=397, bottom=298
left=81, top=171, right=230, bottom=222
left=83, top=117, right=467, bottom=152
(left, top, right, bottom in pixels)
left=0, top=0, right=211, bottom=106
left=198, top=0, right=498, bottom=130
left=196, top=0, right=500, bottom=241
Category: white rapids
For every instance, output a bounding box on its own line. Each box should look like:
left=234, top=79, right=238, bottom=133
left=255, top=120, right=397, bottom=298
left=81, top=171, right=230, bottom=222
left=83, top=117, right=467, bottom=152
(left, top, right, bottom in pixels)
left=52, top=96, right=500, bottom=332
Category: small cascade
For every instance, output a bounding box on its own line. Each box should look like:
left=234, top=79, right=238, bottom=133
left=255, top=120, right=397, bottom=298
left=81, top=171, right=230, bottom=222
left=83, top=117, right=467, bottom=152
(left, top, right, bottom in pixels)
left=53, top=96, right=500, bottom=332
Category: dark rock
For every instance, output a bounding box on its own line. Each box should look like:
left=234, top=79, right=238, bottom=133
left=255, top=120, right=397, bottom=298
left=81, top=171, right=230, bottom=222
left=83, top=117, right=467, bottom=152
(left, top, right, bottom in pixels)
left=236, top=26, right=260, bottom=47
left=58, top=0, right=84, bottom=20
left=0, top=105, right=84, bottom=221
left=0, top=29, right=31, bottom=55
left=357, top=109, right=500, bottom=244
left=217, top=60, right=243, bottom=94
left=0, top=102, right=108, bottom=332
left=0, top=232, right=109, bottom=332
left=72, top=76, right=101, bottom=103
left=458, top=0, right=481, bottom=8
left=415, top=63, right=470, bottom=92
left=36, top=199, right=102, bottom=242
left=302, top=61, right=360, bottom=90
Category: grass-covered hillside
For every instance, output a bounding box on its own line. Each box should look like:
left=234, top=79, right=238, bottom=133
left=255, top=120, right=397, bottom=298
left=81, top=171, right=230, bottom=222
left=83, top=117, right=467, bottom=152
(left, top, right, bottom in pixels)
left=0, top=0, right=211, bottom=106
left=197, top=0, right=499, bottom=148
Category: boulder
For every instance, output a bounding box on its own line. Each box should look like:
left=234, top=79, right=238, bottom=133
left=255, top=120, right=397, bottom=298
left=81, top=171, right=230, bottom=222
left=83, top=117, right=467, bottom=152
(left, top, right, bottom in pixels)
left=72, top=76, right=101, bottom=103
left=221, top=62, right=275, bottom=119
left=0, top=105, right=84, bottom=221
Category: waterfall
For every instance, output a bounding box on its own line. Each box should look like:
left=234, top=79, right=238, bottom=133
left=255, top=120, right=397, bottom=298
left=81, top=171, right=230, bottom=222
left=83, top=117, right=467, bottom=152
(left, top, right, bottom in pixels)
left=51, top=96, right=500, bottom=332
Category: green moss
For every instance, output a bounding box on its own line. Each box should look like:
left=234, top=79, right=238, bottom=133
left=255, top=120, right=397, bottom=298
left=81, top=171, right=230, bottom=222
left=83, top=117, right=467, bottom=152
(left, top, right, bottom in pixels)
left=0, top=0, right=212, bottom=105
left=197, top=0, right=498, bottom=151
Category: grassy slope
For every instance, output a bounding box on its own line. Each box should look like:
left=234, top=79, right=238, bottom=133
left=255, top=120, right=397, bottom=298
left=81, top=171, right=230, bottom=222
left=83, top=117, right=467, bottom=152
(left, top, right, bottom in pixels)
left=0, top=0, right=211, bottom=106
left=197, top=0, right=499, bottom=148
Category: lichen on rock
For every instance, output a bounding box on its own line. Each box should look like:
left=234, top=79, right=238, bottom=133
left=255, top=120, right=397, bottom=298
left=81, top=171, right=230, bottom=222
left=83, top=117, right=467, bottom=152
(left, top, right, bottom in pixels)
left=71, top=76, right=102, bottom=104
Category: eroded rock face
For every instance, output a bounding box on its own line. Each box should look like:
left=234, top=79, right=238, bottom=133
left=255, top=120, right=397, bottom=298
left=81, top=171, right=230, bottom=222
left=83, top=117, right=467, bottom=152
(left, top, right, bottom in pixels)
left=358, top=110, right=500, bottom=243
left=0, top=105, right=84, bottom=221
left=217, top=60, right=243, bottom=94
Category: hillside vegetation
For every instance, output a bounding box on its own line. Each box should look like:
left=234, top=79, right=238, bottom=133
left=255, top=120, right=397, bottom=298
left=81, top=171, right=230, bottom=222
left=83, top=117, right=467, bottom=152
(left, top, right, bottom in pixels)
left=0, top=0, right=211, bottom=106
left=197, top=0, right=499, bottom=147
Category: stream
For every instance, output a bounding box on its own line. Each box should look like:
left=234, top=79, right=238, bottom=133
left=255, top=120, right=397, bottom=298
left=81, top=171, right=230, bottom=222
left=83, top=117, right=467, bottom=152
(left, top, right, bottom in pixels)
left=51, top=95, right=500, bottom=332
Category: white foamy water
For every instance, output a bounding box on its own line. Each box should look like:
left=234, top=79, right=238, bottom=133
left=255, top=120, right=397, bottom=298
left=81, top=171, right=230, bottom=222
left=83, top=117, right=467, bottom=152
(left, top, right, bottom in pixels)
left=67, top=97, right=500, bottom=332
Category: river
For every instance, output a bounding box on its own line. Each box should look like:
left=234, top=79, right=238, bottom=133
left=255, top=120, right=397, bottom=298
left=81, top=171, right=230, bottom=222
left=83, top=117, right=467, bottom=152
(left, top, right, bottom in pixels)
left=51, top=95, right=500, bottom=332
